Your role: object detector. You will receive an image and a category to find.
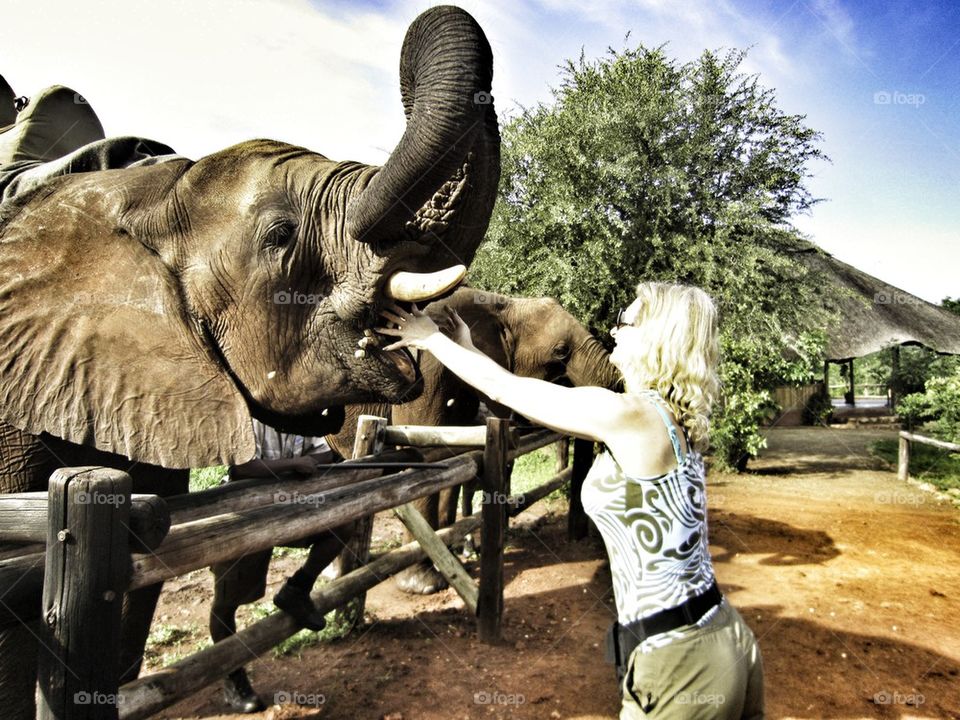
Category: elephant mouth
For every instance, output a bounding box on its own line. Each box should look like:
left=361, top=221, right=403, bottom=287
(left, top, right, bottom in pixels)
left=375, top=345, right=419, bottom=386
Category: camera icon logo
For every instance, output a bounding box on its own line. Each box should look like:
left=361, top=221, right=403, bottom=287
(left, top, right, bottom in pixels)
left=273, top=290, right=292, bottom=305
left=473, top=90, right=492, bottom=105
left=873, top=91, right=891, bottom=105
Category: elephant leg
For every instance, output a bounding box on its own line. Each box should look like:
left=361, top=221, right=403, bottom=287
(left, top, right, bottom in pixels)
left=118, top=584, right=163, bottom=683
left=209, top=552, right=272, bottom=714
left=117, top=469, right=189, bottom=684
left=274, top=522, right=356, bottom=630
left=0, top=622, right=38, bottom=720
left=395, top=492, right=449, bottom=595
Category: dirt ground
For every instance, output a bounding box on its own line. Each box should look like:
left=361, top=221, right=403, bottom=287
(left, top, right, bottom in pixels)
left=149, top=427, right=960, bottom=720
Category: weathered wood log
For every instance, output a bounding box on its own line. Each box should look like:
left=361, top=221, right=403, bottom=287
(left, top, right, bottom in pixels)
left=164, top=465, right=380, bottom=525
left=335, top=415, right=386, bottom=626
left=478, top=418, right=509, bottom=642
left=384, top=424, right=519, bottom=449
left=117, top=514, right=482, bottom=720
left=37, top=467, right=131, bottom=720
left=0, top=493, right=169, bottom=552
left=509, top=467, right=573, bottom=517
left=395, top=502, right=478, bottom=613
left=567, top=438, right=593, bottom=540
left=128, top=456, right=479, bottom=590
left=898, top=433, right=910, bottom=481
left=899, top=430, right=960, bottom=453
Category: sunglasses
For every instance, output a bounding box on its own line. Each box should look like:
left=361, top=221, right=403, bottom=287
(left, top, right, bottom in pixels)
left=612, top=307, right=630, bottom=333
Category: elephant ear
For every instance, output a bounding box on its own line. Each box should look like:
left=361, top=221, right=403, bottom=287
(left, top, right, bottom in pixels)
left=0, top=163, right=255, bottom=468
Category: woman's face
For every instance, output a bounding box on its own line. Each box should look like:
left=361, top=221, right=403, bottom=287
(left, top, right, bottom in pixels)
left=609, top=299, right=642, bottom=371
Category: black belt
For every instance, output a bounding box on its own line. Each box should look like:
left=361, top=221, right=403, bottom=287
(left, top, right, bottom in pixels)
left=606, top=581, right=723, bottom=684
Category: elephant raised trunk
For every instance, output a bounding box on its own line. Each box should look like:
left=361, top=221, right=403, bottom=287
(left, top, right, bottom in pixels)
left=347, top=4, right=500, bottom=261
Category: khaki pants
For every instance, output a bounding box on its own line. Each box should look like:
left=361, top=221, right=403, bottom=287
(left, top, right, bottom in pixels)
left=621, top=600, right=764, bottom=719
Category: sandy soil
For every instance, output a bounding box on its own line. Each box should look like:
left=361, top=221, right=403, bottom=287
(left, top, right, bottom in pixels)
left=148, top=427, right=960, bottom=720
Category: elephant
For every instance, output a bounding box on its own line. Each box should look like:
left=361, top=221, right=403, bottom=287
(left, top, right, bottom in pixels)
left=0, top=6, right=500, bottom=718
left=327, top=286, right=622, bottom=594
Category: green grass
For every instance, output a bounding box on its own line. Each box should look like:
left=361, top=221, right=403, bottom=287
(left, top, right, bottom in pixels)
left=189, top=465, right=227, bottom=492
left=144, top=623, right=210, bottom=667
left=870, top=439, right=960, bottom=492
left=469, top=444, right=573, bottom=512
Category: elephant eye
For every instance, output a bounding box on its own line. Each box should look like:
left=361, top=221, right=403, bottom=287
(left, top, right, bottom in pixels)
left=552, top=342, right=571, bottom=360
left=262, top=220, right=298, bottom=250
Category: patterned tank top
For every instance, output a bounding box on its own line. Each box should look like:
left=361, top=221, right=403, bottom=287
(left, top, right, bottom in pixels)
left=581, top=389, right=718, bottom=649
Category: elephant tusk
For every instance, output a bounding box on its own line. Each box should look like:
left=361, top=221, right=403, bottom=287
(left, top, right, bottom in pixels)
left=384, top=264, right=466, bottom=302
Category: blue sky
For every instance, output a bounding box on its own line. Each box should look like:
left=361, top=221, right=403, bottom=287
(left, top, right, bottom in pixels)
left=2, top=0, right=957, bottom=303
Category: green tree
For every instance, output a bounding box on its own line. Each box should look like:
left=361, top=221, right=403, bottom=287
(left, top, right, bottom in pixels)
left=470, top=45, right=836, bottom=470
left=942, top=297, right=960, bottom=316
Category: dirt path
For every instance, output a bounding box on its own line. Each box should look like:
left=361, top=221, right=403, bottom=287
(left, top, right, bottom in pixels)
left=151, top=427, right=960, bottom=720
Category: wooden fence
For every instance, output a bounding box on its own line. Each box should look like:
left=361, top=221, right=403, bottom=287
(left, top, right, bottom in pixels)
left=897, top=430, right=960, bottom=481
left=0, top=416, right=593, bottom=719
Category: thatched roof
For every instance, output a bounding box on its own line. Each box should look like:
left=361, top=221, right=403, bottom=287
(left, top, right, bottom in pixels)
left=789, top=242, right=960, bottom=360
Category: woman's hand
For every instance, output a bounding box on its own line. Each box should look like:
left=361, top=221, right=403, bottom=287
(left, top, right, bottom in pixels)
left=437, top=307, right=475, bottom=349
left=376, top=303, right=442, bottom=351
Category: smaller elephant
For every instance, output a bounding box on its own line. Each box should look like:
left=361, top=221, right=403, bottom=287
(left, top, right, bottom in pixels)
left=328, top=287, right=621, bottom=594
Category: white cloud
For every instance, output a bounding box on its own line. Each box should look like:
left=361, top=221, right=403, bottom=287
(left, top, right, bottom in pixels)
left=1, top=0, right=408, bottom=162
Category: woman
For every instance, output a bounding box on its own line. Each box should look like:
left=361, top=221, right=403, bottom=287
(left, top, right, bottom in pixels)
left=378, top=281, right=764, bottom=719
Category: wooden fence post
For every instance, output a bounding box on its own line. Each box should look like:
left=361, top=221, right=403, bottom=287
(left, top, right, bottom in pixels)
left=477, top=418, right=510, bottom=643
left=898, top=432, right=910, bottom=481
left=37, top=467, right=131, bottom=720
left=334, top=415, right=386, bottom=627
left=568, top=439, right=592, bottom=540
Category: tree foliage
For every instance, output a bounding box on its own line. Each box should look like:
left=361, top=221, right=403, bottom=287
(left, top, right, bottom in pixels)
left=470, top=45, right=836, bottom=470
left=898, top=370, right=960, bottom=443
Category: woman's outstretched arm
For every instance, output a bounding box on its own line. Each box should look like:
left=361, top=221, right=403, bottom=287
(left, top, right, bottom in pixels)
left=377, top=304, right=627, bottom=442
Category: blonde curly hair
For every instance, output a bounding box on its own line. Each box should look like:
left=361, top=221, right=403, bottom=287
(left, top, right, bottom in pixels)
left=611, top=282, right=720, bottom=449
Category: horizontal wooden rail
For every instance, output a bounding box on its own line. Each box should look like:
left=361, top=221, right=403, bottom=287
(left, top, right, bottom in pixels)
left=129, top=455, right=480, bottom=590
left=508, top=428, right=562, bottom=462
left=509, top=467, right=572, bottom=517
left=898, top=430, right=960, bottom=481
left=899, top=430, right=960, bottom=453
left=384, top=424, right=519, bottom=448
left=118, top=513, right=483, bottom=720
left=0, top=491, right=169, bottom=551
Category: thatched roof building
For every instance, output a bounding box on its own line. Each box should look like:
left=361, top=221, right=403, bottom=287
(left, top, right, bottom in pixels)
left=788, top=242, right=960, bottom=361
